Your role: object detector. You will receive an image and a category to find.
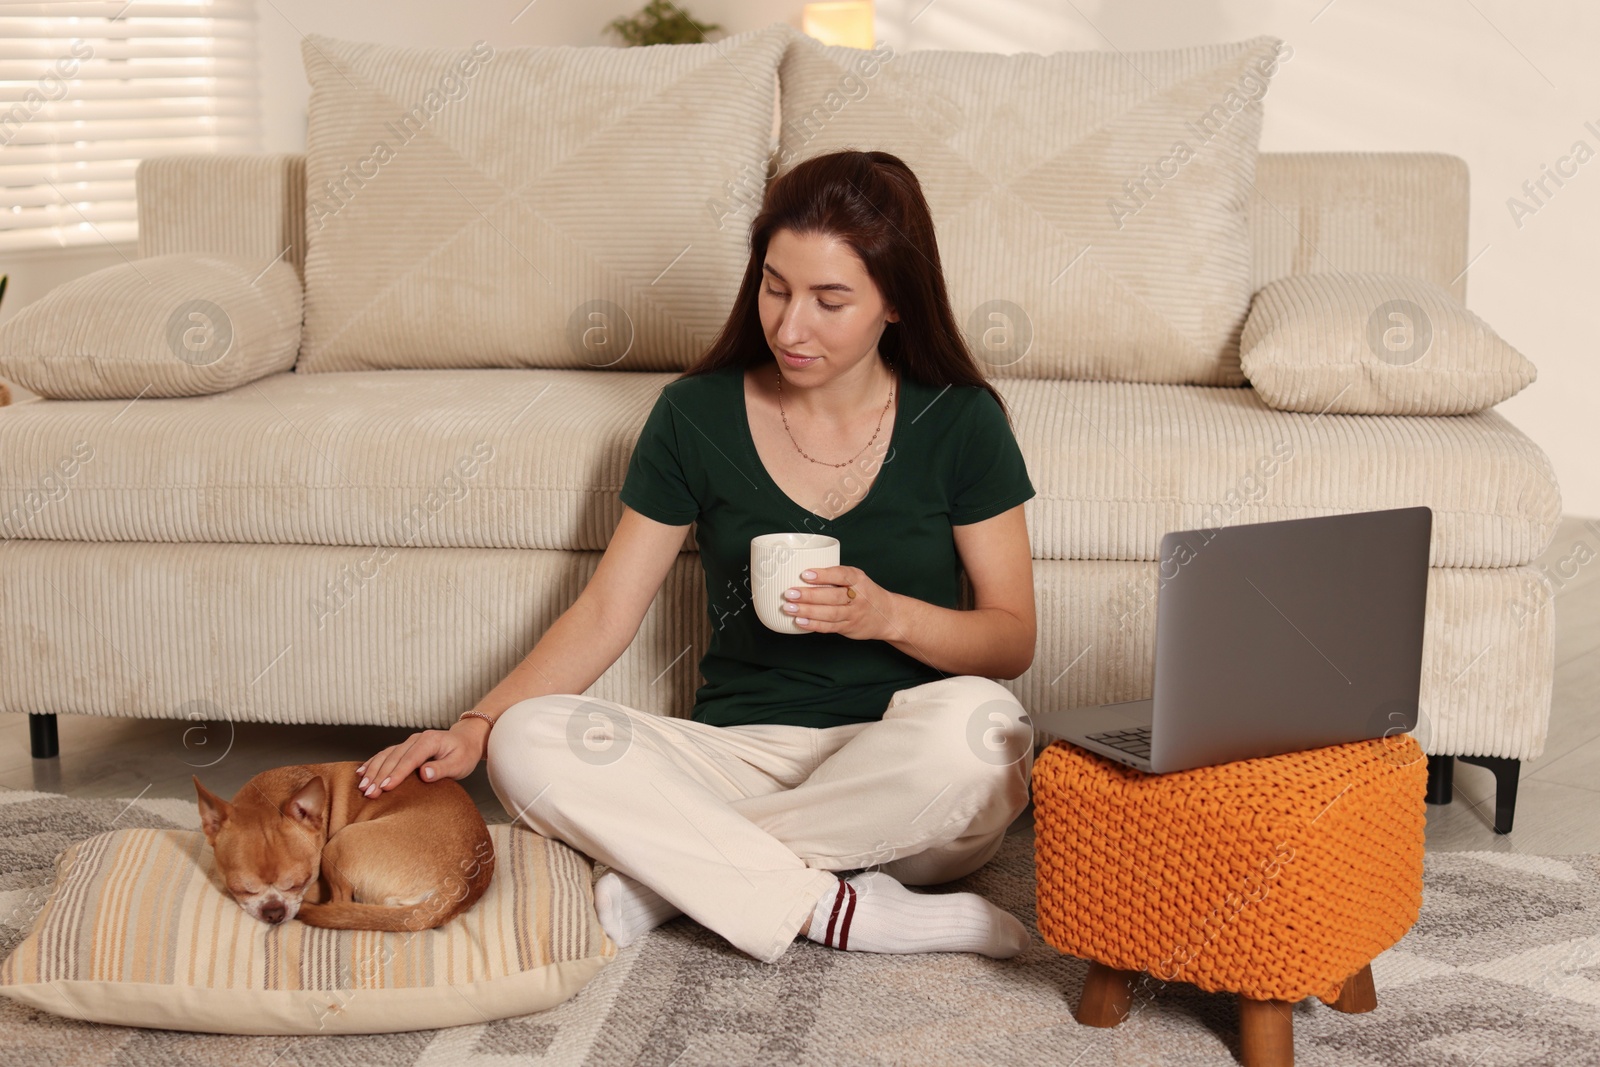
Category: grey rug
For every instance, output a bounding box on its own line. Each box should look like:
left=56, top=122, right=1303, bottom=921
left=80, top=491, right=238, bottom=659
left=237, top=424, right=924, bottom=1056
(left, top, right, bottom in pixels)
left=2, top=786, right=1598, bottom=1066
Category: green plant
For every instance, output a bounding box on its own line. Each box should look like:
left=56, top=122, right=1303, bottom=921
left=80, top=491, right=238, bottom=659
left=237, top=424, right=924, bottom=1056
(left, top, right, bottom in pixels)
left=605, top=0, right=721, bottom=46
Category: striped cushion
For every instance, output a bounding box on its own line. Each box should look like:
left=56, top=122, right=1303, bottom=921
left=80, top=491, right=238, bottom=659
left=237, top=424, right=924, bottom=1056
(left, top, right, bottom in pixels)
left=0, top=254, right=302, bottom=400
left=294, top=26, right=789, bottom=373
left=0, top=824, right=614, bottom=1035
left=1240, top=272, right=1538, bottom=414
left=777, top=32, right=1289, bottom=386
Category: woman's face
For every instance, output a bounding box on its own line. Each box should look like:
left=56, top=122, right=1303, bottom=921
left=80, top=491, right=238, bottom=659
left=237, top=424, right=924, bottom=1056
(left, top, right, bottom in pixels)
left=758, top=227, right=898, bottom=382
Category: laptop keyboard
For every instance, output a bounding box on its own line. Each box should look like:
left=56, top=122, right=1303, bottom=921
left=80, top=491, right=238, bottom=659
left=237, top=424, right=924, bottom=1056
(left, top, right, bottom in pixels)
left=1086, top=727, right=1152, bottom=759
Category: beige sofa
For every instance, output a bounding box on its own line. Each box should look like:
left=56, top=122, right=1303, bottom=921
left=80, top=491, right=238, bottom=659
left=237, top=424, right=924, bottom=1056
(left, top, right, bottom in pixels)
left=0, top=28, right=1558, bottom=838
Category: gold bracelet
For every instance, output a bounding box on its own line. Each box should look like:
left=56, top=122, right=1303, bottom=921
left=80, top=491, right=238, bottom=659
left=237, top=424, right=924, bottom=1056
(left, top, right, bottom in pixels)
left=457, top=710, right=496, bottom=731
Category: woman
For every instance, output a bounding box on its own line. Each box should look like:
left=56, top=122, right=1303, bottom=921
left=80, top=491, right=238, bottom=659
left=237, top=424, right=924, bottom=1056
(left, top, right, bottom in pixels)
left=355, top=150, right=1039, bottom=965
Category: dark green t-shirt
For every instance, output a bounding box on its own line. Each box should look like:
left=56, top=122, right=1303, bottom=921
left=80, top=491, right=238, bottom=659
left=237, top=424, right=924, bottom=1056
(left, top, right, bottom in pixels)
left=619, top=362, right=1035, bottom=729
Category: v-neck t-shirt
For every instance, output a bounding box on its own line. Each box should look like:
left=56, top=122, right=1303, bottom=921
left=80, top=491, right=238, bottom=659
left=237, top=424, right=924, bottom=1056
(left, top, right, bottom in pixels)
left=618, top=362, right=1036, bottom=729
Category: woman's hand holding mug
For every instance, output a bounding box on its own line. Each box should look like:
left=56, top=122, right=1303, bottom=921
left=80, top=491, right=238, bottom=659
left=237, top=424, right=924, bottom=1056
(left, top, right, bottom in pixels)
left=751, top=533, right=897, bottom=641
left=782, top=564, right=897, bottom=640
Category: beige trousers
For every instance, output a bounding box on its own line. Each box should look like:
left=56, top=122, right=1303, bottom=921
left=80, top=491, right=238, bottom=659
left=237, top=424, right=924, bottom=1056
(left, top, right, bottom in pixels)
left=484, top=674, right=1034, bottom=963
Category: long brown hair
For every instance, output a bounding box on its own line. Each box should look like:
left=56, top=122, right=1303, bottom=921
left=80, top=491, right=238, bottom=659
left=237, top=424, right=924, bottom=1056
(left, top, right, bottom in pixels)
left=675, top=149, right=1014, bottom=429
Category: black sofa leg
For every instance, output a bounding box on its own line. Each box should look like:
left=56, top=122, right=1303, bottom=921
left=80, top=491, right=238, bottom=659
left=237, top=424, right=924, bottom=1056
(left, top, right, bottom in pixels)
left=29, top=713, right=59, bottom=759
left=1425, top=754, right=1453, bottom=805
left=1458, top=755, right=1520, bottom=835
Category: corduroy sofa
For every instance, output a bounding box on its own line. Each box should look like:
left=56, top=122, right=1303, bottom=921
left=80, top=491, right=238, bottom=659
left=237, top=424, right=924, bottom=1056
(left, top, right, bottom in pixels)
left=0, top=24, right=1558, bottom=836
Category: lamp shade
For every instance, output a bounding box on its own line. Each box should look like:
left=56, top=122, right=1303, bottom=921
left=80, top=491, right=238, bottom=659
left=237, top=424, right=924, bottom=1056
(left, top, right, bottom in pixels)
left=802, top=2, right=875, bottom=49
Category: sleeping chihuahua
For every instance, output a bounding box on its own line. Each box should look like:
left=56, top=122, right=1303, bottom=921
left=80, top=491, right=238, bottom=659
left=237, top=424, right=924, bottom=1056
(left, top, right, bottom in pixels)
left=194, top=761, right=494, bottom=932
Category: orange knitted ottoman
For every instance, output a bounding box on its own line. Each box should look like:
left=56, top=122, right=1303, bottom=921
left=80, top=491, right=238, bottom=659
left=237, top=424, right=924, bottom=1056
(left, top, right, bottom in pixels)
left=1032, top=735, right=1427, bottom=1067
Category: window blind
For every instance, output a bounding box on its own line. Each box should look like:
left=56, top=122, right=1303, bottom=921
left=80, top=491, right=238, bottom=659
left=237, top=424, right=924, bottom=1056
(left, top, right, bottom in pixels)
left=0, top=1, right=261, bottom=253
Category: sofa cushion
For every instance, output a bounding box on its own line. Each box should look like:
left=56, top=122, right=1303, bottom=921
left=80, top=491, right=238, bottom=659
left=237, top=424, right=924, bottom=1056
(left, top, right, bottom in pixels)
left=1240, top=271, right=1537, bottom=415
left=0, top=254, right=302, bottom=400
left=0, top=369, right=1558, bottom=568
left=294, top=26, right=789, bottom=374
left=1007, top=376, right=1559, bottom=568
left=776, top=31, right=1287, bottom=387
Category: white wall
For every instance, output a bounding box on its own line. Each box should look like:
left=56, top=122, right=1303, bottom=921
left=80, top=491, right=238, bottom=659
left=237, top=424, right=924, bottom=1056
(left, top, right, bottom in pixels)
left=5, top=0, right=1595, bottom=518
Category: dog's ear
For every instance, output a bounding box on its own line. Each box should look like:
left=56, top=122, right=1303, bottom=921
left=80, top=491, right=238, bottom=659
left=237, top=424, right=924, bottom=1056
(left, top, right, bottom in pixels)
left=193, top=776, right=230, bottom=844
left=285, top=774, right=328, bottom=831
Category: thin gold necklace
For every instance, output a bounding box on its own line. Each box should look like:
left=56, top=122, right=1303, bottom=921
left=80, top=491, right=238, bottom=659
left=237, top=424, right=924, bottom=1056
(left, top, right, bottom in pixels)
left=776, top=362, right=896, bottom=468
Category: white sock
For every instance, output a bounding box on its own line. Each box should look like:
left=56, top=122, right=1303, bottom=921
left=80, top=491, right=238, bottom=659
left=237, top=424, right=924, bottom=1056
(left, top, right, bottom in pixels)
left=803, top=870, right=1030, bottom=958
left=593, top=869, right=682, bottom=947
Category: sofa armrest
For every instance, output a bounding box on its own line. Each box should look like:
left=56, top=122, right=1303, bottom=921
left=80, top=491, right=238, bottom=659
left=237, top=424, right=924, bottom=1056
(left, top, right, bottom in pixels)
left=136, top=154, right=307, bottom=280
left=1252, top=152, right=1470, bottom=303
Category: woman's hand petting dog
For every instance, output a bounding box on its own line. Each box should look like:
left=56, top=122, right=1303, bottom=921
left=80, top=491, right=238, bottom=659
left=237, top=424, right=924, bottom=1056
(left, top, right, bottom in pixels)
left=357, top=719, right=488, bottom=799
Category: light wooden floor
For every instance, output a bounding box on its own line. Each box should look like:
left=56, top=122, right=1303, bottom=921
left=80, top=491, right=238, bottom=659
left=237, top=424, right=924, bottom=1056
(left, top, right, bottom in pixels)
left=5, top=516, right=1599, bottom=852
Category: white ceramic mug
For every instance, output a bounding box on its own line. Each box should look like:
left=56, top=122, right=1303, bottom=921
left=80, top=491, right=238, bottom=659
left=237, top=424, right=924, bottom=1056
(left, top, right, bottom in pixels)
left=751, top=532, right=840, bottom=633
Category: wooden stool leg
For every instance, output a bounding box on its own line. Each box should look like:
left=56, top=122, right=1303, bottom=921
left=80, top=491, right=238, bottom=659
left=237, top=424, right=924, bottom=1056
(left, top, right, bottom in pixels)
left=1075, top=962, right=1136, bottom=1028
left=1238, top=996, right=1294, bottom=1067
left=1328, top=964, right=1377, bottom=1014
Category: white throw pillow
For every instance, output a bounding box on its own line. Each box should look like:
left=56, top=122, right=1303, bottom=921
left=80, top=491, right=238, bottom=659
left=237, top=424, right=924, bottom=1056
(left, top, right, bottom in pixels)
left=295, top=25, right=791, bottom=373
left=1239, top=272, right=1537, bottom=415
left=0, top=254, right=302, bottom=399
left=776, top=30, right=1288, bottom=386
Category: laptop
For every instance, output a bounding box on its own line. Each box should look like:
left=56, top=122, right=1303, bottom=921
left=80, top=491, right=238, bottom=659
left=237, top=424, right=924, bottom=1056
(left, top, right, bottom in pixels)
left=1033, top=506, right=1432, bottom=773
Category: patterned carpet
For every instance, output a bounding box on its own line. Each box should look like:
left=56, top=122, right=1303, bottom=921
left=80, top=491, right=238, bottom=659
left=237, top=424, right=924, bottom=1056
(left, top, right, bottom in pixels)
left=2, top=786, right=1597, bottom=1066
